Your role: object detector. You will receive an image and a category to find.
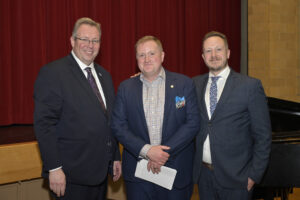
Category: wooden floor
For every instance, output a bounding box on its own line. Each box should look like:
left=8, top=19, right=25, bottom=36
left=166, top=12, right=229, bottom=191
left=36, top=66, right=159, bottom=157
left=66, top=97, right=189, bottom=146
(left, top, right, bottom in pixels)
left=190, top=186, right=300, bottom=200
left=273, top=189, right=300, bottom=200
left=288, top=188, right=300, bottom=200
left=107, top=177, right=300, bottom=200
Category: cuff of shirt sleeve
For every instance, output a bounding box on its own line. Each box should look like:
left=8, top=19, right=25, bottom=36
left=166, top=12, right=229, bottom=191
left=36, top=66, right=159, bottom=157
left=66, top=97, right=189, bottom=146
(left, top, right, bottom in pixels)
left=139, top=144, right=152, bottom=159
left=49, top=166, right=62, bottom=172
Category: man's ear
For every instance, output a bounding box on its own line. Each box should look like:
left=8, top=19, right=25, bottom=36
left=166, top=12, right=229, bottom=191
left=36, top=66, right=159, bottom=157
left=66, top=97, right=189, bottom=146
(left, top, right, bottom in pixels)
left=227, top=49, right=230, bottom=59
left=70, top=36, right=75, bottom=48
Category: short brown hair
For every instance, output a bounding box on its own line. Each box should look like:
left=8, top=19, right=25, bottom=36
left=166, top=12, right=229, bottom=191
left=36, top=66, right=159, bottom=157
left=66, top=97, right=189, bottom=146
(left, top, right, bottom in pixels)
left=135, top=35, right=164, bottom=53
left=72, top=17, right=101, bottom=39
left=202, top=31, right=229, bottom=50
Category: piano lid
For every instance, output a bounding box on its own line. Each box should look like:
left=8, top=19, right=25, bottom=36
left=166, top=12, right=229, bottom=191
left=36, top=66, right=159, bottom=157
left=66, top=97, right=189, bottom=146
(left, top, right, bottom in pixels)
left=268, top=97, right=300, bottom=133
left=256, top=98, right=300, bottom=189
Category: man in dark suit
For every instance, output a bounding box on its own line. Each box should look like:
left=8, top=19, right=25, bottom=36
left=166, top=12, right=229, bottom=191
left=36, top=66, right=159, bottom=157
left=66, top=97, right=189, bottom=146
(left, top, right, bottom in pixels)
left=34, top=17, right=121, bottom=200
left=193, top=31, right=272, bottom=199
left=111, top=36, right=200, bottom=200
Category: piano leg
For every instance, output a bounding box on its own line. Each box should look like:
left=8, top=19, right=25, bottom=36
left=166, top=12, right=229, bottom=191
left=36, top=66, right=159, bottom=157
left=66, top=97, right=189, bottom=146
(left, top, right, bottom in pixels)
left=252, top=187, right=293, bottom=200
left=280, top=188, right=292, bottom=200
left=274, top=187, right=291, bottom=200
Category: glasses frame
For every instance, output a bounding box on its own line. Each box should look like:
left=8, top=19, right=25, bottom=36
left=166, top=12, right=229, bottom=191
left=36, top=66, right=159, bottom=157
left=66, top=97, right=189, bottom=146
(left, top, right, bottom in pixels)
left=75, top=37, right=100, bottom=45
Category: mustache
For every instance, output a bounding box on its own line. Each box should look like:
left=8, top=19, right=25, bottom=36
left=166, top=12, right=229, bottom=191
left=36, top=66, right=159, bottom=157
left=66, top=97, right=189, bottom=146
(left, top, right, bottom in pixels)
left=209, top=56, right=221, bottom=61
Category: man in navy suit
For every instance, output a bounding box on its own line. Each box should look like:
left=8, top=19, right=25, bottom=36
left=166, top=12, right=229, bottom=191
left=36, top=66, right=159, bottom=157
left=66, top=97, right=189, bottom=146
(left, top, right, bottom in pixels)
left=111, top=35, right=200, bottom=200
left=34, top=17, right=121, bottom=200
left=193, top=31, right=272, bottom=199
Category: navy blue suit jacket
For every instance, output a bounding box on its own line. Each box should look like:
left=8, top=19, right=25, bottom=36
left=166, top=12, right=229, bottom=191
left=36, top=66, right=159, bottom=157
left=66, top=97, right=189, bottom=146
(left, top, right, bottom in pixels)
left=111, top=70, right=200, bottom=188
left=192, top=69, right=271, bottom=189
left=34, top=54, right=120, bottom=185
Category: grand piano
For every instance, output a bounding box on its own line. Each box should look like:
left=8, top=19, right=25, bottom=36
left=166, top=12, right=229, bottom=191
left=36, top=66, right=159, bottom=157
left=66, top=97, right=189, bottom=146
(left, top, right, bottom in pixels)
left=253, top=97, right=300, bottom=200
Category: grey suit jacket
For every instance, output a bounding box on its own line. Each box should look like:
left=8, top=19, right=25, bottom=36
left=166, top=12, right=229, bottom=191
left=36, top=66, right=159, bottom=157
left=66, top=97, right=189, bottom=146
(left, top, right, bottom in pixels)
left=192, top=69, right=271, bottom=189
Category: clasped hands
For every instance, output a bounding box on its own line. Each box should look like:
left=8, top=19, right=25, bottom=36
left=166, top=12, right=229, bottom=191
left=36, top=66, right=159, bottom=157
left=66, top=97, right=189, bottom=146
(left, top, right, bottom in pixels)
left=146, top=145, right=170, bottom=174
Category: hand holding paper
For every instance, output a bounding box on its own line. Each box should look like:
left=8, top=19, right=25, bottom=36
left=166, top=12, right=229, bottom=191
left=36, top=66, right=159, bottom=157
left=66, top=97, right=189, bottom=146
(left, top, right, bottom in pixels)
left=146, top=145, right=170, bottom=165
left=135, top=159, right=177, bottom=190
left=147, top=160, right=162, bottom=174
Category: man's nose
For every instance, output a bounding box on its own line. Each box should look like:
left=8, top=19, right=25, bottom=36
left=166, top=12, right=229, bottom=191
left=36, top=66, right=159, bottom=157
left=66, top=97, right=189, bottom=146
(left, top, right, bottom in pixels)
left=88, top=41, right=95, bottom=47
left=145, top=55, right=150, bottom=62
left=211, top=50, right=217, bottom=57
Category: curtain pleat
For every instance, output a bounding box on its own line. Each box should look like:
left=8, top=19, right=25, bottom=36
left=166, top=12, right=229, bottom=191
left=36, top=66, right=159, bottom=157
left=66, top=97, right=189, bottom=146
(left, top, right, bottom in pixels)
left=0, top=0, right=241, bottom=125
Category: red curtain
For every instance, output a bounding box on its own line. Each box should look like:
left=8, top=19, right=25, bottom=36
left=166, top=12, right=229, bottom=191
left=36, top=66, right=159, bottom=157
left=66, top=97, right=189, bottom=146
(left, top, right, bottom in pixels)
left=0, top=0, right=241, bottom=125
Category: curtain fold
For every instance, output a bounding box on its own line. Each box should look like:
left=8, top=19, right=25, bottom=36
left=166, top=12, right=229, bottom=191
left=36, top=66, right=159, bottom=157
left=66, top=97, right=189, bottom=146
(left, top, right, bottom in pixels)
left=0, top=0, right=241, bottom=125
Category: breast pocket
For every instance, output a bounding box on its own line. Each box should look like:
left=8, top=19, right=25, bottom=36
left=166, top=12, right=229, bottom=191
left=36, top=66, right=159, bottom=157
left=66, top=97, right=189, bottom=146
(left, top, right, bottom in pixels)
left=175, top=105, right=187, bottom=124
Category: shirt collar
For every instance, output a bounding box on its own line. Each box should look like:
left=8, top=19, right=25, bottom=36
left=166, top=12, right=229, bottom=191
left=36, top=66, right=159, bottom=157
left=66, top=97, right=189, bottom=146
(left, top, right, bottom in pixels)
left=71, top=50, right=94, bottom=71
left=209, top=66, right=230, bottom=80
left=140, top=67, right=166, bottom=83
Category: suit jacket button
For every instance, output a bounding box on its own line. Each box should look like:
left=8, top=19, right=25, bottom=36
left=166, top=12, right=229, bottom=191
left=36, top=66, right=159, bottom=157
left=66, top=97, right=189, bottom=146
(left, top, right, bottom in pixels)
left=107, top=141, right=112, bottom=146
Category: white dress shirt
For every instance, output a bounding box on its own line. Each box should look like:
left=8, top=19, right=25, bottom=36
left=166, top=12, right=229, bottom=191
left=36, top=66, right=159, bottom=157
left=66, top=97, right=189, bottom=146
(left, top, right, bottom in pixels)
left=71, top=51, right=106, bottom=108
left=202, top=66, right=230, bottom=164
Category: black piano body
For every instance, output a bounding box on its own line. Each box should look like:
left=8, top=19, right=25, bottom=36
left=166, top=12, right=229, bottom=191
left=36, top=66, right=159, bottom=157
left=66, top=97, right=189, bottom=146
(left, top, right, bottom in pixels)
left=253, top=97, right=300, bottom=200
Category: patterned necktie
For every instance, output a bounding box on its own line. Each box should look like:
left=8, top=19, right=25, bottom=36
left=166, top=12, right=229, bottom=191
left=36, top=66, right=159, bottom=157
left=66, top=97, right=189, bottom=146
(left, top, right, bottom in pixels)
left=210, top=76, right=220, bottom=116
left=85, top=67, right=107, bottom=112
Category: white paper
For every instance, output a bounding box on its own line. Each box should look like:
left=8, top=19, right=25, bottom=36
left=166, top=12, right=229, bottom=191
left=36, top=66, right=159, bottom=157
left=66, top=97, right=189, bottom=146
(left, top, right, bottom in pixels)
left=134, top=159, right=177, bottom=190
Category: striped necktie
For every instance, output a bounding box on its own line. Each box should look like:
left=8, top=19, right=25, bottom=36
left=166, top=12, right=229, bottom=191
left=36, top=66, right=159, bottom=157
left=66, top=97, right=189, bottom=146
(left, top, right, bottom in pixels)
left=85, top=67, right=107, bottom=113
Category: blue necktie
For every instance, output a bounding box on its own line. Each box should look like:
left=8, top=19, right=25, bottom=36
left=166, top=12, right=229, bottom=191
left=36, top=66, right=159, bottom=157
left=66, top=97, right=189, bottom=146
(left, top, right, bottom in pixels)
left=210, top=76, right=220, bottom=116
left=85, top=67, right=107, bottom=112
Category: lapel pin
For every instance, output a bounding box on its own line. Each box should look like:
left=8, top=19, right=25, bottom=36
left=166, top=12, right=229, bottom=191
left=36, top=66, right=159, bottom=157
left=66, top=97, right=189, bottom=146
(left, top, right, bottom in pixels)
left=170, top=85, right=174, bottom=88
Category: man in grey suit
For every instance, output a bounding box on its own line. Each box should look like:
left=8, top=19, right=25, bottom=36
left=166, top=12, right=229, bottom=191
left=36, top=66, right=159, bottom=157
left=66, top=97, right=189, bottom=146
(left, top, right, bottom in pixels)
left=193, top=31, right=271, bottom=199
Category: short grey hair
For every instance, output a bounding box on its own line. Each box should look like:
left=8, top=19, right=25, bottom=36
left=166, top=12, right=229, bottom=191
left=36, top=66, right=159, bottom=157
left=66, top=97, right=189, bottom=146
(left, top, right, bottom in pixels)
left=72, top=17, right=101, bottom=39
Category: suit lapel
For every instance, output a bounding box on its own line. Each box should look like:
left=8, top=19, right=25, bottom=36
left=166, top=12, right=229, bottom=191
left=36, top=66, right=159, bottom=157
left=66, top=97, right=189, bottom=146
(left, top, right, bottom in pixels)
left=94, top=65, right=111, bottom=113
left=200, top=75, right=209, bottom=120
left=135, top=77, right=149, bottom=135
left=211, top=70, right=237, bottom=120
left=194, top=75, right=209, bottom=120
left=66, top=55, right=107, bottom=114
left=162, top=71, right=177, bottom=140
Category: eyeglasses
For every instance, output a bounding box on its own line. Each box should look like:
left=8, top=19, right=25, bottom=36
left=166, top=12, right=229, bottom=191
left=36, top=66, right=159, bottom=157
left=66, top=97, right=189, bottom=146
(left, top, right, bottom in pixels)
left=75, top=37, right=100, bottom=45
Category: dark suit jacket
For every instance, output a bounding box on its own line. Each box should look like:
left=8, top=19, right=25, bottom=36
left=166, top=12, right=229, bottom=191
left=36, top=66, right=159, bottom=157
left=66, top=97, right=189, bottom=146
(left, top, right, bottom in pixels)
left=111, top=70, right=200, bottom=189
left=192, top=69, right=271, bottom=189
left=34, top=54, right=120, bottom=185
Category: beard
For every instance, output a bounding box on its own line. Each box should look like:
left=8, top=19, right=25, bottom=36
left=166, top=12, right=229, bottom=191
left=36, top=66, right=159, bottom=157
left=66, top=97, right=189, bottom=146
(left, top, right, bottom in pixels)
left=206, top=58, right=228, bottom=73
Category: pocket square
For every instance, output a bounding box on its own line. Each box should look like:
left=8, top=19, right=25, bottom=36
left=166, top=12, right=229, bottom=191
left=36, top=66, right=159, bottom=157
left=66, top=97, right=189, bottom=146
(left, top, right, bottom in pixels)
left=175, top=96, right=185, bottom=109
